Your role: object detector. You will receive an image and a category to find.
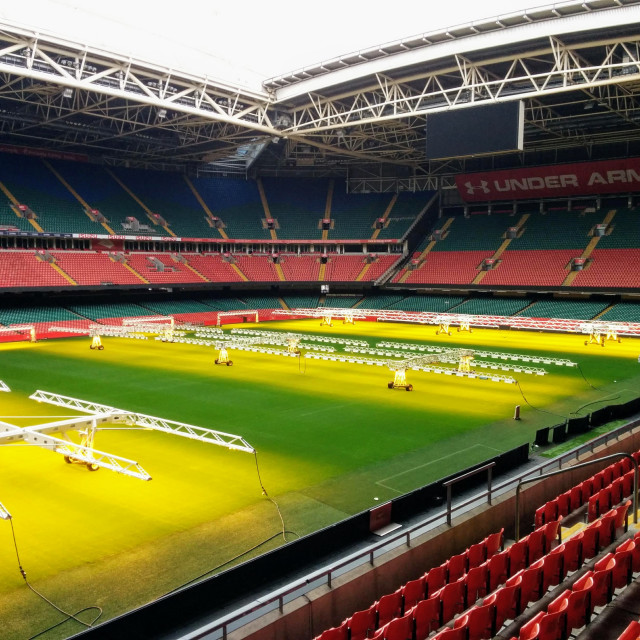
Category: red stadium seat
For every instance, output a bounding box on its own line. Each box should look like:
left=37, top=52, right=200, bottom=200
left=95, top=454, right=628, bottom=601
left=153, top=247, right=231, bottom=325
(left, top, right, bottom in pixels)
left=447, top=552, right=467, bottom=582
left=561, top=531, right=583, bottom=574
left=412, top=594, right=441, bottom=640
left=613, top=538, right=635, bottom=589
left=465, top=563, right=489, bottom=603
left=439, top=578, right=466, bottom=625
left=582, top=521, right=601, bottom=560
left=484, top=528, right=504, bottom=558
left=347, top=604, right=377, bottom=640
left=453, top=598, right=496, bottom=640
left=376, top=590, right=403, bottom=628
left=526, top=528, right=546, bottom=564
left=541, top=518, right=562, bottom=552
left=541, top=546, right=565, bottom=592
left=556, top=491, right=571, bottom=517
left=432, top=625, right=468, bottom=640
left=372, top=611, right=413, bottom=640
left=538, top=592, right=568, bottom=640
left=488, top=549, right=510, bottom=591
left=315, top=622, right=348, bottom=640
left=401, top=575, right=426, bottom=611
left=507, top=539, right=528, bottom=575
left=622, top=470, right=635, bottom=499
left=587, top=493, right=600, bottom=523
left=613, top=499, right=632, bottom=532
left=518, top=611, right=544, bottom=640
left=565, top=577, right=592, bottom=631
left=591, top=553, right=616, bottom=609
left=466, top=541, right=486, bottom=569
left=610, top=476, right=624, bottom=506
left=618, top=620, right=640, bottom=640
left=485, top=580, right=520, bottom=628
left=427, top=563, right=448, bottom=597
left=517, top=559, right=544, bottom=610
left=597, top=511, right=617, bottom=549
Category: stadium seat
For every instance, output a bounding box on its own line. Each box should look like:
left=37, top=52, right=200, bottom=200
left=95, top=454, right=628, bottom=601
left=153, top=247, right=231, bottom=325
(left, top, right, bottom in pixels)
left=447, top=552, right=467, bottom=582
left=412, top=594, right=441, bottom=640
left=518, top=611, right=545, bottom=640
left=466, top=541, right=486, bottom=569
left=514, top=559, right=544, bottom=610
left=439, top=578, right=466, bottom=624
left=538, top=592, right=568, bottom=640
left=507, top=539, right=528, bottom=575
left=316, top=622, right=349, bottom=640
left=597, top=511, right=617, bottom=549
left=613, top=538, right=634, bottom=589
left=582, top=521, right=601, bottom=560
left=613, top=499, right=632, bottom=532
left=560, top=532, right=583, bottom=574
left=484, top=529, right=504, bottom=558
left=465, top=563, right=488, bottom=603
left=347, top=604, right=377, bottom=640
left=453, top=598, right=496, bottom=640
left=401, top=575, right=426, bottom=611
left=565, top=577, right=592, bottom=631
left=427, top=563, right=448, bottom=597
left=541, top=518, right=562, bottom=552
left=432, top=625, right=469, bottom=640
left=371, top=610, right=413, bottom=640
left=526, top=528, right=546, bottom=564
left=540, top=546, right=565, bottom=592
left=618, top=620, right=640, bottom=640
left=488, top=549, right=510, bottom=591
left=376, top=590, right=403, bottom=627
left=591, top=553, right=616, bottom=609
left=484, top=580, right=520, bottom=628
left=556, top=492, right=571, bottom=518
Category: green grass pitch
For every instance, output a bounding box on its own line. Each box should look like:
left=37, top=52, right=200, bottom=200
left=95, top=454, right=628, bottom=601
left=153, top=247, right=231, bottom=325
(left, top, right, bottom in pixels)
left=0, top=319, right=639, bottom=639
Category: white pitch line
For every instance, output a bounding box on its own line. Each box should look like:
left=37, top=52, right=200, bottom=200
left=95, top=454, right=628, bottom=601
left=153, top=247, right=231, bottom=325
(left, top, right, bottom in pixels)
left=376, top=444, right=499, bottom=493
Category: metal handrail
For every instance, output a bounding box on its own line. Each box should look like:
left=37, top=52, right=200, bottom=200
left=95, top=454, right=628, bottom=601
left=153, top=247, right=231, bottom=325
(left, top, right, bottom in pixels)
left=184, top=415, right=640, bottom=640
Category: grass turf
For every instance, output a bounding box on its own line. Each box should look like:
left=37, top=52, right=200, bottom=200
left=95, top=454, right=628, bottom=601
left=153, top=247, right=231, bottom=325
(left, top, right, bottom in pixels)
left=0, top=319, right=638, bottom=639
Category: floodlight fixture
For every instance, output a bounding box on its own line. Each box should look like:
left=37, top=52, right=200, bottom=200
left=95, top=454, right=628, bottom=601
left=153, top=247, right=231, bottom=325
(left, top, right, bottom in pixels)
left=157, top=108, right=167, bottom=120
left=62, top=87, right=74, bottom=99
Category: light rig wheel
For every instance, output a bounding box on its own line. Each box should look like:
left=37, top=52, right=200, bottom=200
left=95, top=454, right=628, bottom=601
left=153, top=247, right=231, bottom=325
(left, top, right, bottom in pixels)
left=406, top=384, right=413, bottom=391
left=98, top=345, right=104, bottom=350
left=388, top=382, right=394, bottom=389
left=64, top=456, right=72, bottom=464
left=227, top=361, right=233, bottom=366
left=86, top=463, right=100, bottom=472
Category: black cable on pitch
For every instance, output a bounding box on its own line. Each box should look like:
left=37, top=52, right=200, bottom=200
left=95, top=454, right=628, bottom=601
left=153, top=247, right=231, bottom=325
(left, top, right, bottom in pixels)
left=8, top=517, right=102, bottom=639
left=254, top=450, right=297, bottom=542
left=576, top=362, right=600, bottom=390
left=515, top=381, right=568, bottom=420
left=570, top=394, right=621, bottom=416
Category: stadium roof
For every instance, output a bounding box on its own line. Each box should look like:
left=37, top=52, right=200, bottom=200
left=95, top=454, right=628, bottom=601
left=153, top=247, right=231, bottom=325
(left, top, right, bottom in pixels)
left=0, top=0, right=639, bottom=186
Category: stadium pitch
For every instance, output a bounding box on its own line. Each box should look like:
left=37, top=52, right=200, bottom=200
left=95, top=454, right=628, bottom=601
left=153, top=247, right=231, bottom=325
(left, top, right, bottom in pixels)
left=0, top=318, right=639, bottom=639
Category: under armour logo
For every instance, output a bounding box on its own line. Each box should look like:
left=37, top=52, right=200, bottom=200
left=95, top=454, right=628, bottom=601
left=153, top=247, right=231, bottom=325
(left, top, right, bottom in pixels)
left=464, top=180, right=490, bottom=194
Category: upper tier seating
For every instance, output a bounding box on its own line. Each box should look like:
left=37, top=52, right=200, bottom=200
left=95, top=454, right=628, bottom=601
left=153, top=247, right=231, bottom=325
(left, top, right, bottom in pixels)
left=261, top=177, right=327, bottom=240
left=190, top=175, right=270, bottom=240
left=375, top=192, right=433, bottom=240
left=507, top=209, right=602, bottom=250
left=330, top=191, right=392, bottom=239
left=430, top=213, right=512, bottom=253
left=0, top=155, right=105, bottom=234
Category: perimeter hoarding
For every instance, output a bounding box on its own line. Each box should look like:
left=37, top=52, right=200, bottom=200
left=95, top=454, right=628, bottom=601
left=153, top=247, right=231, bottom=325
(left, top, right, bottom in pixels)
left=456, top=157, right=640, bottom=202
